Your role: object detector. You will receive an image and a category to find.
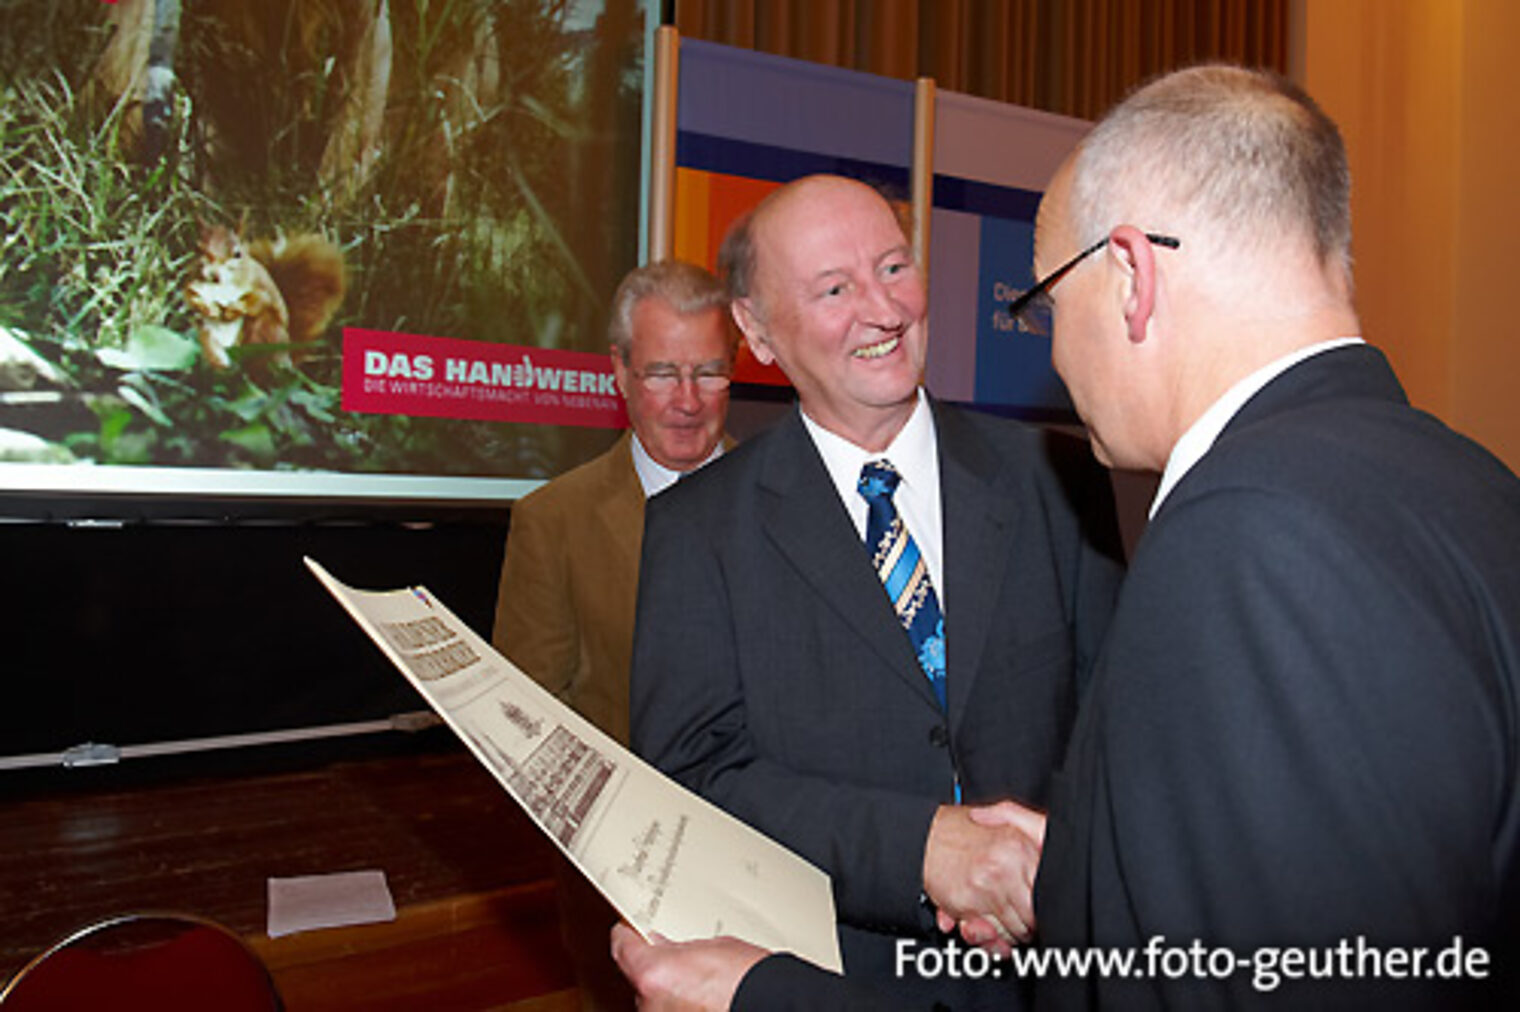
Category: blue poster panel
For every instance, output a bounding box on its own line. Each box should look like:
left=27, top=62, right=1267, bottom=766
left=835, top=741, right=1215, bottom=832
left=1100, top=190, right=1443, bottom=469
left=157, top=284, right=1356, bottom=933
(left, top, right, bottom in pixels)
left=973, top=215, right=1071, bottom=412
left=929, top=90, right=1089, bottom=421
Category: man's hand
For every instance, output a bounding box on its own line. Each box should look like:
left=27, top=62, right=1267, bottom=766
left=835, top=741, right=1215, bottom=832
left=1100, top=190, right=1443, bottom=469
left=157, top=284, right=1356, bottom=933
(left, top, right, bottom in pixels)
left=610, top=923, right=768, bottom=1011
left=922, top=800, right=1047, bottom=949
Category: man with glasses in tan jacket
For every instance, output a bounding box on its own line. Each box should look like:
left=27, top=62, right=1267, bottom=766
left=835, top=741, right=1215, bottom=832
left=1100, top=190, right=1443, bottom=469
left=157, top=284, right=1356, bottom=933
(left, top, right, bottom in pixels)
left=494, top=258, right=736, bottom=1010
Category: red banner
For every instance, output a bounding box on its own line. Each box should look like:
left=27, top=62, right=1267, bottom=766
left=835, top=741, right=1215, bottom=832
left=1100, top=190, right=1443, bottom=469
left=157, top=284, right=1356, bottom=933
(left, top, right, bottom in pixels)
left=342, top=329, right=628, bottom=429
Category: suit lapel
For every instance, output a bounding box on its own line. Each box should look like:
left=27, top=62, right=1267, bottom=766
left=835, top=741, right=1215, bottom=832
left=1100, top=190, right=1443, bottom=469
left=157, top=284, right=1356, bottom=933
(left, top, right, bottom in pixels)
left=758, top=409, right=940, bottom=709
left=594, top=432, right=645, bottom=578
left=935, top=402, right=1015, bottom=733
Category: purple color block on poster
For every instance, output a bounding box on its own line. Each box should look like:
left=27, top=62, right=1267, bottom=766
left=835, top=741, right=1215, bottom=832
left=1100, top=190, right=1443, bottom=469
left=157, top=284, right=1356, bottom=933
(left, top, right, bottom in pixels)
left=678, top=40, right=913, bottom=168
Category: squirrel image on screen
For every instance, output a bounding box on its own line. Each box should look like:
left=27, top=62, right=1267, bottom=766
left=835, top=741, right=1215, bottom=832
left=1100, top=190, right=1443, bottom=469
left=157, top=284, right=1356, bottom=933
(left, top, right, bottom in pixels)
left=184, top=223, right=347, bottom=370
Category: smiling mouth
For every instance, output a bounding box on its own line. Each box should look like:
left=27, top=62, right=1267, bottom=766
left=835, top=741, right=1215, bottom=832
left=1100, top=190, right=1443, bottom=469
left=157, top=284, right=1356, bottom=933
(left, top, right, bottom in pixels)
left=852, top=335, right=900, bottom=360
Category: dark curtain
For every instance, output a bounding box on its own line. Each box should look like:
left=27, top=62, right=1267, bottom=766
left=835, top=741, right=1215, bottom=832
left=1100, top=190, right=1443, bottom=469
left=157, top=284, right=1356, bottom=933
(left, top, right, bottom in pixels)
left=673, top=0, right=1287, bottom=121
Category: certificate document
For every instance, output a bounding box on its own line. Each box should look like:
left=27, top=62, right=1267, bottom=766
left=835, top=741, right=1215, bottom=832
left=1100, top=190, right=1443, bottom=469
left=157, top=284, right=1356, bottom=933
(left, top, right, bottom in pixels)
left=306, top=557, right=843, bottom=973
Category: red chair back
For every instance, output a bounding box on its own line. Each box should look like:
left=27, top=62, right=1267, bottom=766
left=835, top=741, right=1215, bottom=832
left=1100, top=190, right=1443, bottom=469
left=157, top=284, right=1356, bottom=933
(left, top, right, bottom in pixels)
left=0, top=913, right=282, bottom=1012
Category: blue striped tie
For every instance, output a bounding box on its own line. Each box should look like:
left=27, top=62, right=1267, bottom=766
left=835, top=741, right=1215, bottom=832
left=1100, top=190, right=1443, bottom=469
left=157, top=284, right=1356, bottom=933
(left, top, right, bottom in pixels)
left=858, top=460, right=947, bottom=710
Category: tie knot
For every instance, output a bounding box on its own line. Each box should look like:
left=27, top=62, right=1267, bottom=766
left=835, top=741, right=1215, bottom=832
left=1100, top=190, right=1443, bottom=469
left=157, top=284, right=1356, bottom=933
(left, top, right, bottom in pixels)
left=858, top=460, right=901, bottom=501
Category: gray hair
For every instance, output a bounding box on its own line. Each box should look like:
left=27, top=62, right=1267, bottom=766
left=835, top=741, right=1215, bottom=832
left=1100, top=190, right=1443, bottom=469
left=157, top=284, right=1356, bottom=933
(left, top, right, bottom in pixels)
left=1072, top=65, right=1351, bottom=275
left=608, top=260, right=731, bottom=359
left=717, top=209, right=760, bottom=304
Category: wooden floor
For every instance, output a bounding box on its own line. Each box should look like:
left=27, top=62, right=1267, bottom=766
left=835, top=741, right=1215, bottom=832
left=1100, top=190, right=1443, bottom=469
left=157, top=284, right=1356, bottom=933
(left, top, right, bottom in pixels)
left=0, top=734, right=585, bottom=1010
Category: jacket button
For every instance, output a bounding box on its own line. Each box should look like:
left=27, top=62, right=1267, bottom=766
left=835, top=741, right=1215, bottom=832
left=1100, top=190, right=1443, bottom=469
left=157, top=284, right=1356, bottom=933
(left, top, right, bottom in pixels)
left=928, top=725, right=949, bottom=748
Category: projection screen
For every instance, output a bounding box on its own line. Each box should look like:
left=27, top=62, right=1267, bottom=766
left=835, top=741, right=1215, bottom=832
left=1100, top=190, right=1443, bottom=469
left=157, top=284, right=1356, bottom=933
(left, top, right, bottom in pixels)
left=0, top=0, right=654, bottom=511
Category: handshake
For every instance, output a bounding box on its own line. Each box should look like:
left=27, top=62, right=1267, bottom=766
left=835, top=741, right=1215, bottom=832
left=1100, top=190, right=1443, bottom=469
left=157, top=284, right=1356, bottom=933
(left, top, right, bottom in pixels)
left=923, top=798, right=1049, bottom=953
left=611, top=798, right=1047, bottom=1011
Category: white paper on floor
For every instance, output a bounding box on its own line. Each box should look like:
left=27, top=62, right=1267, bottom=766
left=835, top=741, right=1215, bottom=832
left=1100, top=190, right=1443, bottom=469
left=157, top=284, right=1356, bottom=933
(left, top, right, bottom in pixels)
left=266, top=869, right=397, bottom=938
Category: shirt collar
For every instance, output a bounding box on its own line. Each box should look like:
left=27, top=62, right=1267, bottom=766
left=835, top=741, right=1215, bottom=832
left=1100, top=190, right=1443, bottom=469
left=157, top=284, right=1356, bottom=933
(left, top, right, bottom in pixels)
left=630, top=432, right=724, bottom=499
left=802, top=388, right=937, bottom=508
left=1150, top=336, right=1364, bottom=518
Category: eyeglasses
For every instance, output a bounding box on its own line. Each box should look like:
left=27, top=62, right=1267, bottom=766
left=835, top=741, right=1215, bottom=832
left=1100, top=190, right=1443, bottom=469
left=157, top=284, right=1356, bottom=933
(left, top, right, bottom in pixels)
left=629, top=363, right=733, bottom=394
left=1006, top=233, right=1181, bottom=337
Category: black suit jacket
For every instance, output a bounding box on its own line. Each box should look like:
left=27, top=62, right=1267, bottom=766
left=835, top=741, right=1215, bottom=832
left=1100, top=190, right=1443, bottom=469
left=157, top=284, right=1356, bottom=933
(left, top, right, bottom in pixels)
left=632, top=398, right=1124, bottom=1011
left=1036, top=345, right=1520, bottom=1010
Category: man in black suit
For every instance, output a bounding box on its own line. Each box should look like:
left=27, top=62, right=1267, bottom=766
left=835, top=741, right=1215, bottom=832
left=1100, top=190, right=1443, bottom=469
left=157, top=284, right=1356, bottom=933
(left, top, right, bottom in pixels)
left=625, top=174, right=1124, bottom=1010
left=1025, top=65, right=1520, bottom=1009
left=613, top=67, right=1520, bottom=1010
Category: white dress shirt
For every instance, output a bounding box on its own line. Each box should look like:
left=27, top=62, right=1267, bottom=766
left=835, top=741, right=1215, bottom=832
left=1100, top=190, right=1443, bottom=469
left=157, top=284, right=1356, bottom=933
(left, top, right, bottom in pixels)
left=801, top=389, right=946, bottom=609
left=631, top=432, right=724, bottom=499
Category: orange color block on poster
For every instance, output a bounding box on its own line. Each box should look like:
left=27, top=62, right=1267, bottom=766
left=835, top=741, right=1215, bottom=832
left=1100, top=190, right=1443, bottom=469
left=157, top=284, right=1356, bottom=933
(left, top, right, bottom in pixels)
left=673, top=168, right=713, bottom=267
left=673, top=170, right=791, bottom=387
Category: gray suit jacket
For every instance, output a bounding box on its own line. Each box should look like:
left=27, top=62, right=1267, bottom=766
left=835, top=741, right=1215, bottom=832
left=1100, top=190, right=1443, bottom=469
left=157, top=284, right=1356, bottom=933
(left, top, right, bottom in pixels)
left=632, top=399, right=1124, bottom=1010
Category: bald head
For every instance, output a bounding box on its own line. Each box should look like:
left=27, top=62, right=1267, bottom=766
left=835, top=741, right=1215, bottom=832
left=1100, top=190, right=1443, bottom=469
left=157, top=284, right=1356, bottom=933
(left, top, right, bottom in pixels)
left=718, top=174, right=928, bottom=451
left=1072, top=65, right=1352, bottom=282
left=1035, top=66, right=1363, bottom=471
left=719, top=176, right=906, bottom=306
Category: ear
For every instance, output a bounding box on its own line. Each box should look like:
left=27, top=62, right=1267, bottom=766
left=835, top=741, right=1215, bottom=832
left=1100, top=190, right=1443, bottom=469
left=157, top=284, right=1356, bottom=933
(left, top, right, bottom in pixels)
left=1107, top=225, right=1158, bottom=345
left=732, top=299, right=776, bottom=366
left=609, top=345, right=630, bottom=399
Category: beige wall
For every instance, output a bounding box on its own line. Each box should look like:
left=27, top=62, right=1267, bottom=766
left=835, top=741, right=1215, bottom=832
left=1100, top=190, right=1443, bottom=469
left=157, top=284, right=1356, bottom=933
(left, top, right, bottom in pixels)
left=1450, top=0, right=1520, bottom=471
left=1295, top=0, right=1520, bottom=470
